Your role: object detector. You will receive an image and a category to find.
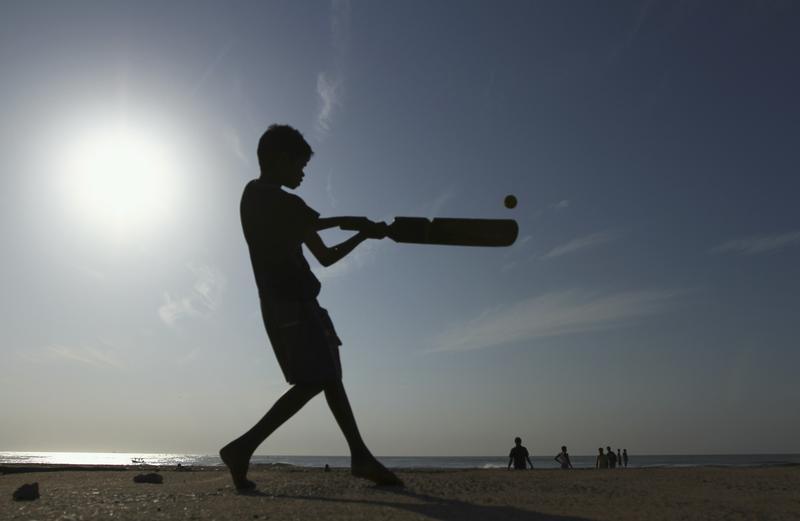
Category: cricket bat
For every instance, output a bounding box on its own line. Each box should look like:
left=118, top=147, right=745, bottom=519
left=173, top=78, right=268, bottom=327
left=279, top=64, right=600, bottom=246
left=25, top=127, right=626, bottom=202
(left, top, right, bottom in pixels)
left=343, top=217, right=518, bottom=247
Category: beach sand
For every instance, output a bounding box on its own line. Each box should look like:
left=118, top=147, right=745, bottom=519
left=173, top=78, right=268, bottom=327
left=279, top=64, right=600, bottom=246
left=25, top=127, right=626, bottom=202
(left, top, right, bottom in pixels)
left=2, top=465, right=799, bottom=520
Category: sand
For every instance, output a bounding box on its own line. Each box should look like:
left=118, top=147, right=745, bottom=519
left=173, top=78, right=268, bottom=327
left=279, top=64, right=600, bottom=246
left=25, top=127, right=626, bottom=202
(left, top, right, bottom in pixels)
left=2, top=464, right=799, bottom=520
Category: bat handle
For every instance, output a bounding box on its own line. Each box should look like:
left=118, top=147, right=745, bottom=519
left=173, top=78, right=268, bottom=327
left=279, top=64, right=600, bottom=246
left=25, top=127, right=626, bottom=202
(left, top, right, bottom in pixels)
left=338, top=216, right=369, bottom=231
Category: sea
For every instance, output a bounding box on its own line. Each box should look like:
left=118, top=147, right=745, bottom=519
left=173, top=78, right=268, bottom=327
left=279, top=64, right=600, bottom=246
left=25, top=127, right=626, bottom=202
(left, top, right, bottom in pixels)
left=1, top=452, right=799, bottom=470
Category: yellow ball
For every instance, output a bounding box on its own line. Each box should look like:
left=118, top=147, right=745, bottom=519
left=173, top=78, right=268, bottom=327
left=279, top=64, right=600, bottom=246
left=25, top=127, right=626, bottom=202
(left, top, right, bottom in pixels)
left=504, top=194, right=518, bottom=209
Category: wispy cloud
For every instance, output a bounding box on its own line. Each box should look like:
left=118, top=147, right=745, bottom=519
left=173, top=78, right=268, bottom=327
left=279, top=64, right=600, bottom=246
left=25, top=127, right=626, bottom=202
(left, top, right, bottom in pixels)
left=315, top=0, right=351, bottom=137
left=326, top=169, right=339, bottom=209
left=17, top=343, right=125, bottom=369
left=551, top=199, right=570, bottom=210
left=316, top=72, right=343, bottom=134
left=159, top=263, right=227, bottom=325
left=189, top=40, right=235, bottom=98
left=429, top=188, right=455, bottom=217
left=711, top=231, right=800, bottom=255
left=542, top=230, right=619, bottom=259
left=223, top=125, right=249, bottom=166
left=431, top=289, right=680, bottom=353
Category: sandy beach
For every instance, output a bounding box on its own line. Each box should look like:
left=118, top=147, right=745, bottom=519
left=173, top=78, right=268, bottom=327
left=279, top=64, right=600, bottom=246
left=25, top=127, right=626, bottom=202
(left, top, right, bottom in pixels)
left=2, top=464, right=799, bottom=520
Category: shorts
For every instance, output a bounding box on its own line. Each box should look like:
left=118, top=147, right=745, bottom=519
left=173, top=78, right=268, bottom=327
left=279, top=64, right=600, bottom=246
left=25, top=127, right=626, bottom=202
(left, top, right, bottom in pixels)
left=260, top=298, right=342, bottom=385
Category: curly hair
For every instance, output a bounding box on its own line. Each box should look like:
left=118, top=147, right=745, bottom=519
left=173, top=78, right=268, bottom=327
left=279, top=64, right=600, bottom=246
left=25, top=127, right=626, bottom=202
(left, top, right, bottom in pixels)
left=257, top=124, right=313, bottom=175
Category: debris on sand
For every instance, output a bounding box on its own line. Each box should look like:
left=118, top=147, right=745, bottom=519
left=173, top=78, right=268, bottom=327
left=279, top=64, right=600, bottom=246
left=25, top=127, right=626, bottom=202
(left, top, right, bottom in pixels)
left=133, top=473, right=164, bottom=484
left=12, top=482, right=40, bottom=501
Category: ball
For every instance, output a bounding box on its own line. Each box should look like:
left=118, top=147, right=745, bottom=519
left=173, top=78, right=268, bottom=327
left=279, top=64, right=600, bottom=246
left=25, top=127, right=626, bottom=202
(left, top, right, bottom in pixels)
left=504, top=194, right=518, bottom=209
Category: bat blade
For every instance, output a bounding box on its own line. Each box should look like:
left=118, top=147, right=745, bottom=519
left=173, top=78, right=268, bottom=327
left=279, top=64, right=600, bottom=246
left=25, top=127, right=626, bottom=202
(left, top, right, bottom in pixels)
left=389, top=217, right=518, bottom=247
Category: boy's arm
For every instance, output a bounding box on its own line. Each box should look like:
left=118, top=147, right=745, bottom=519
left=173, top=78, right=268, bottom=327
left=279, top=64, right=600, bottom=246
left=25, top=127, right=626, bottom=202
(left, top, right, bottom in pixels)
left=314, top=216, right=374, bottom=232
left=304, top=225, right=386, bottom=267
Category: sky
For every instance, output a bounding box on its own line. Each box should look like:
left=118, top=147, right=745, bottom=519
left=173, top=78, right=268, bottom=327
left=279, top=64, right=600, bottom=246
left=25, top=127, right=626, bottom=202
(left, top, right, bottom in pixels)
left=1, top=0, right=799, bottom=457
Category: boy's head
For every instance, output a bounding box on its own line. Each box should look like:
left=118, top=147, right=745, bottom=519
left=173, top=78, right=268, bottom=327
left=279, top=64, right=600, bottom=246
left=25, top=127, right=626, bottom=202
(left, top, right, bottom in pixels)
left=257, top=124, right=313, bottom=188
left=514, top=437, right=522, bottom=445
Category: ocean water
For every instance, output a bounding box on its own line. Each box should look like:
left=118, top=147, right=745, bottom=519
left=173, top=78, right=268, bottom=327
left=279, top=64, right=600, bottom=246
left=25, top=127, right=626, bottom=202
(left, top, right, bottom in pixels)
left=2, top=452, right=799, bottom=469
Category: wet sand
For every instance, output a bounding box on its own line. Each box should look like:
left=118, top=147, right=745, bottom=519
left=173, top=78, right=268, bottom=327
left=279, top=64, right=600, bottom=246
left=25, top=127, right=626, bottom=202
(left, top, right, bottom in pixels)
left=2, top=464, right=799, bottom=520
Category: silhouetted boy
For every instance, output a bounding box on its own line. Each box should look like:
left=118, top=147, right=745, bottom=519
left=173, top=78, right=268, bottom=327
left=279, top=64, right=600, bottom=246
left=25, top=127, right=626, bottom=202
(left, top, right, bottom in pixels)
left=508, top=437, right=534, bottom=470
left=220, top=124, right=400, bottom=490
left=607, top=445, right=617, bottom=469
left=596, top=447, right=608, bottom=469
left=623, top=448, right=629, bottom=468
left=554, top=445, right=573, bottom=469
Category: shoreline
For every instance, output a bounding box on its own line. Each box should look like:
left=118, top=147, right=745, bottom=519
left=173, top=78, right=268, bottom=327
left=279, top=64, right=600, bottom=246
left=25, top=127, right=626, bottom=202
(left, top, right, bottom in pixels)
left=4, top=459, right=799, bottom=476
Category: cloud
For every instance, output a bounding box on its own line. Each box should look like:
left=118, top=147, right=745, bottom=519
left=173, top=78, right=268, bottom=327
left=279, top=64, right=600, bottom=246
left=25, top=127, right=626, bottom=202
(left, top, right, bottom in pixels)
left=326, top=169, right=339, bottom=209
left=159, top=263, right=226, bottom=325
left=431, top=289, right=680, bottom=353
left=223, top=126, right=249, bottom=166
left=17, top=343, right=125, bottom=369
left=189, top=40, right=235, bottom=97
left=315, top=0, right=351, bottom=137
left=711, top=231, right=800, bottom=255
left=316, top=72, right=343, bottom=134
left=543, top=230, right=619, bottom=259
left=551, top=200, right=570, bottom=210
left=429, top=188, right=455, bottom=217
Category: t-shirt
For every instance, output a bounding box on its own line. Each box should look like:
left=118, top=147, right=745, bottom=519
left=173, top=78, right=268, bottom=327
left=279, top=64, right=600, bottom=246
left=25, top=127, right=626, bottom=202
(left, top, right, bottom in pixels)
left=509, top=446, right=530, bottom=469
left=241, top=180, right=321, bottom=300
left=556, top=452, right=571, bottom=468
left=607, top=451, right=617, bottom=465
left=596, top=454, right=609, bottom=468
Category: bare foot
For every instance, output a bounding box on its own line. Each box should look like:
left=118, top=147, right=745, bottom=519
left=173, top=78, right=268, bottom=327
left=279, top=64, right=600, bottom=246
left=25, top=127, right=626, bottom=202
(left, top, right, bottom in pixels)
left=351, top=455, right=404, bottom=486
left=219, top=442, right=256, bottom=491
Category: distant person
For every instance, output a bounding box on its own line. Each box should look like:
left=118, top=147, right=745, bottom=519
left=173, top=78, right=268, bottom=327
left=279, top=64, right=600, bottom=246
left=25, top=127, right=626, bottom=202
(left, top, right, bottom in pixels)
left=219, top=124, right=400, bottom=491
left=554, top=445, right=573, bottom=469
left=508, top=437, right=534, bottom=470
left=606, top=446, right=617, bottom=469
left=596, top=447, right=608, bottom=469
left=617, top=449, right=622, bottom=468
left=623, top=449, right=629, bottom=468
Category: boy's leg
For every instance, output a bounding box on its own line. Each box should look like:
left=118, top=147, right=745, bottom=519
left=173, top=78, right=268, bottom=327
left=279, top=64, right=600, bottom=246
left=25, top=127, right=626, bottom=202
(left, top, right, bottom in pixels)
left=323, top=380, right=403, bottom=486
left=220, top=383, right=322, bottom=489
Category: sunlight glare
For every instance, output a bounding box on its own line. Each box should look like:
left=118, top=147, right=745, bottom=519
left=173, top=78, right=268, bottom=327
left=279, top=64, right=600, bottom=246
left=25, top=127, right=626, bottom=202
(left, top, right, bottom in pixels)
left=59, top=122, right=180, bottom=239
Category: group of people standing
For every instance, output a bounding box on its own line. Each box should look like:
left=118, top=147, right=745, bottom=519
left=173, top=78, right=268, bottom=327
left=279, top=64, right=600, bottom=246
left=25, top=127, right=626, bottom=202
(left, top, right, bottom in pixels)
left=596, top=446, right=628, bottom=469
left=507, top=438, right=630, bottom=470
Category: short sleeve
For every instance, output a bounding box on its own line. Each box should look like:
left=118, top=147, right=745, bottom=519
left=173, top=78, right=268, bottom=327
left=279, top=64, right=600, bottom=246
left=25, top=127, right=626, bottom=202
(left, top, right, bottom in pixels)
left=286, top=194, right=320, bottom=233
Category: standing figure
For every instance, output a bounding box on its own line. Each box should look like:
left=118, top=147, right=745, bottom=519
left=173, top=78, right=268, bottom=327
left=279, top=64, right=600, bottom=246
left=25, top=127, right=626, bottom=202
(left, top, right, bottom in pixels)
left=220, top=124, right=400, bottom=490
left=508, top=437, right=534, bottom=470
left=623, top=449, right=629, bottom=468
left=596, top=447, right=609, bottom=469
left=606, top=446, right=617, bottom=469
left=617, top=449, right=622, bottom=468
left=554, top=445, right=573, bottom=469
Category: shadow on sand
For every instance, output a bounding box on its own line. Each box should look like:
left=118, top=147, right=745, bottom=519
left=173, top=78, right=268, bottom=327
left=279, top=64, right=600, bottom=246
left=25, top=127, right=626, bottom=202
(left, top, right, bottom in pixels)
left=273, top=487, right=597, bottom=521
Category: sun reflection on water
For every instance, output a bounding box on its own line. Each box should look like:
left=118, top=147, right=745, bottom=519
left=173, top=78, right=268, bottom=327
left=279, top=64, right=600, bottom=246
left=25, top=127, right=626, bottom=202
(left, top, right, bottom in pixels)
left=0, top=451, right=201, bottom=466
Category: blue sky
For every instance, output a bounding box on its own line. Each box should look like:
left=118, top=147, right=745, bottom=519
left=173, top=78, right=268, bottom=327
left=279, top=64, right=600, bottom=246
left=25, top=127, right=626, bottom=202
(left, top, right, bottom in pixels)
left=1, top=1, right=798, bottom=457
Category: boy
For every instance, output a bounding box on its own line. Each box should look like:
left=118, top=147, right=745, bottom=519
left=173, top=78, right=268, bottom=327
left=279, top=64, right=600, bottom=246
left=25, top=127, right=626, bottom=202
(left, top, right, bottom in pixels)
left=220, top=124, right=400, bottom=490
left=554, top=445, right=573, bottom=469
left=508, top=437, right=534, bottom=470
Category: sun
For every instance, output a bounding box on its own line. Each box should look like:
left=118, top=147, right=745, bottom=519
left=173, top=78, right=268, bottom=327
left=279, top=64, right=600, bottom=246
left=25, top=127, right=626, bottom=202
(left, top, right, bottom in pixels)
left=59, top=121, right=181, bottom=240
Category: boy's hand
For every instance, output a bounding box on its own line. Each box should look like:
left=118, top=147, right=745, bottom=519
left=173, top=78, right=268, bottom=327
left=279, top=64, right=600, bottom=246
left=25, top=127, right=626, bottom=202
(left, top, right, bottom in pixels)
left=362, top=221, right=388, bottom=240
left=338, top=217, right=387, bottom=239
left=337, top=216, right=372, bottom=231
